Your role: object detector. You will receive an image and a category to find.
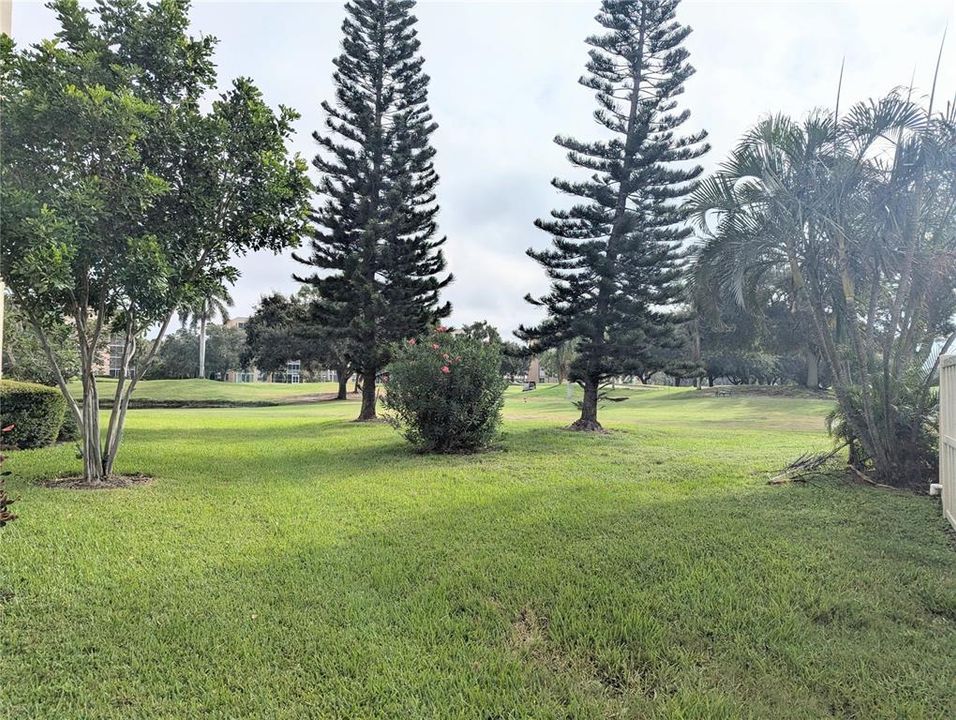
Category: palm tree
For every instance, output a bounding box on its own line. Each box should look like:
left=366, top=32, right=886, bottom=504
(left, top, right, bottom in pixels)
left=689, top=89, right=956, bottom=486
left=179, top=282, right=234, bottom=379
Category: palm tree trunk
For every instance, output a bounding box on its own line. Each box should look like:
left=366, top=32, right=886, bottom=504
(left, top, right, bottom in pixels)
left=198, top=314, right=207, bottom=379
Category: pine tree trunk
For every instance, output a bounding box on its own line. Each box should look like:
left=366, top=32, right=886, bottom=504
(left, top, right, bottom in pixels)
left=357, top=369, right=377, bottom=421
left=569, top=377, right=603, bottom=432
left=198, top=314, right=207, bottom=379
left=336, top=366, right=349, bottom=400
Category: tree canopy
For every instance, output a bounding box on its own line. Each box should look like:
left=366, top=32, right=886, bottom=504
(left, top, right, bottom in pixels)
left=0, top=0, right=311, bottom=481
left=293, top=0, right=452, bottom=421
left=691, top=90, right=956, bottom=485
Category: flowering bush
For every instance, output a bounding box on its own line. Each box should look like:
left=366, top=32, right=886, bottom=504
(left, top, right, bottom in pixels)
left=383, top=328, right=507, bottom=453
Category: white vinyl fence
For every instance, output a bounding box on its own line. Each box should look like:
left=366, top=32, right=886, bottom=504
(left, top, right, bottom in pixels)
left=941, top=355, right=956, bottom=531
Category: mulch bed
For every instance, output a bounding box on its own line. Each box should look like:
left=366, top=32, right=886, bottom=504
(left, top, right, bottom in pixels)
left=39, top=473, right=153, bottom=490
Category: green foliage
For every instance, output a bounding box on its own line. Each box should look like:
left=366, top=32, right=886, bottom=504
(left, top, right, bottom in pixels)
left=703, top=351, right=780, bottom=386
left=826, top=369, right=939, bottom=486
left=691, top=89, right=956, bottom=485
left=538, top=340, right=578, bottom=383
left=501, top=341, right=530, bottom=382
left=458, top=321, right=502, bottom=345
left=178, top=282, right=233, bottom=331
left=56, top=409, right=80, bottom=443
left=0, top=380, right=67, bottom=449
left=242, top=289, right=349, bottom=378
left=0, top=0, right=311, bottom=480
left=383, top=329, right=507, bottom=452
left=293, top=0, right=451, bottom=420
left=519, top=0, right=708, bottom=428
left=1, top=292, right=81, bottom=385
left=152, top=325, right=246, bottom=380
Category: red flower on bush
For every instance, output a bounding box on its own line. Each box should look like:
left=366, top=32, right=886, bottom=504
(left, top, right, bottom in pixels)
left=431, top=343, right=440, bottom=350
left=436, top=325, right=448, bottom=333
left=408, top=338, right=416, bottom=345
left=441, top=366, right=450, bottom=374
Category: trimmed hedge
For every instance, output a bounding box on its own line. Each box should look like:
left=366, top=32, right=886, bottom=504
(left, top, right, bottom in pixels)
left=57, top=408, right=80, bottom=442
left=0, top=380, right=67, bottom=449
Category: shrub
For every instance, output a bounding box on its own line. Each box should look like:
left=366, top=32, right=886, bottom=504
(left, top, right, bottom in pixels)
left=0, top=380, right=67, bottom=449
left=826, top=367, right=938, bottom=487
left=383, top=328, right=507, bottom=453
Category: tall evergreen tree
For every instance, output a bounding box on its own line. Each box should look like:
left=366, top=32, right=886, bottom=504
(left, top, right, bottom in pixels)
left=518, top=0, right=708, bottom=430
left=294, top=0, right=451, bottom=421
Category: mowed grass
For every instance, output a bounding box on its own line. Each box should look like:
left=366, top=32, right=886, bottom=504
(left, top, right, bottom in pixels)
left=67, top=377, right=342, bottom=403
left=1, top=385, right=954, bottom=719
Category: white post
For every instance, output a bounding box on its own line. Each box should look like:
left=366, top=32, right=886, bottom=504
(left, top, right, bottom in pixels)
left=941, top=355, right=956, bottom=531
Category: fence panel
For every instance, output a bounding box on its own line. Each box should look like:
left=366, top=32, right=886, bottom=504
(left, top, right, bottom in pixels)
left=942, top=355, right=956, bottom=531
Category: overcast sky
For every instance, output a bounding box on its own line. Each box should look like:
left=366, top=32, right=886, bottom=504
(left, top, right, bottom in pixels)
left=12, top=0, right=956, bottom=335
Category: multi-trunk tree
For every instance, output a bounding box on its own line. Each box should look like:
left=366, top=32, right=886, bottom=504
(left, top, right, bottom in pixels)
left=0, top=1, right=310, bottom=483
left=519, top=0, right=708, bottom=430
left=690, top=90, right=956, bottom=486
left=294, top=0, right=451, bottom=421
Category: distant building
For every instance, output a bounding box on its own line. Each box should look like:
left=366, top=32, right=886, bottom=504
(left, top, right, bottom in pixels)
left=224, top=316, right=301, bottom=383
left=91, top=335, right=131, bottom=378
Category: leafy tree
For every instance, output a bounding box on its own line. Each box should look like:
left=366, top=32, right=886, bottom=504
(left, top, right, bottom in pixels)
left=519, top=0, right=708, bottom=430
left=690, top=89, right=956, bottom=486
left=2, top=292, right=82, bottom=385
left=243, top=290, right=352, bottom=399
left=498, top=341, right=529, bottom=383
left=294, top=0, right=452, bottom=421
left=0, top=1, right=310, bottom=482
left=178, top=280, right=234, bottom=379
left=540, top=340, right=579, bottom=384
left=459, top=321, right=502, bottom=344
left=692, top=254, right=825, bottom=388
left=153, top=325, right=245, bottom=380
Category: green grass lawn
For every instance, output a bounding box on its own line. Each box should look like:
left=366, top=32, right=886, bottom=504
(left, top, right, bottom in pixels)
left=2, top=385, right=954, bottom=719
left=68, top=377, right=342, bottom=405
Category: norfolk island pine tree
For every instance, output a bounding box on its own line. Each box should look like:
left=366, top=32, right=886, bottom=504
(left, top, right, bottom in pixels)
left=294, top=0, right=452, bottom=421
left=518, top=0, right=709, bottom=431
